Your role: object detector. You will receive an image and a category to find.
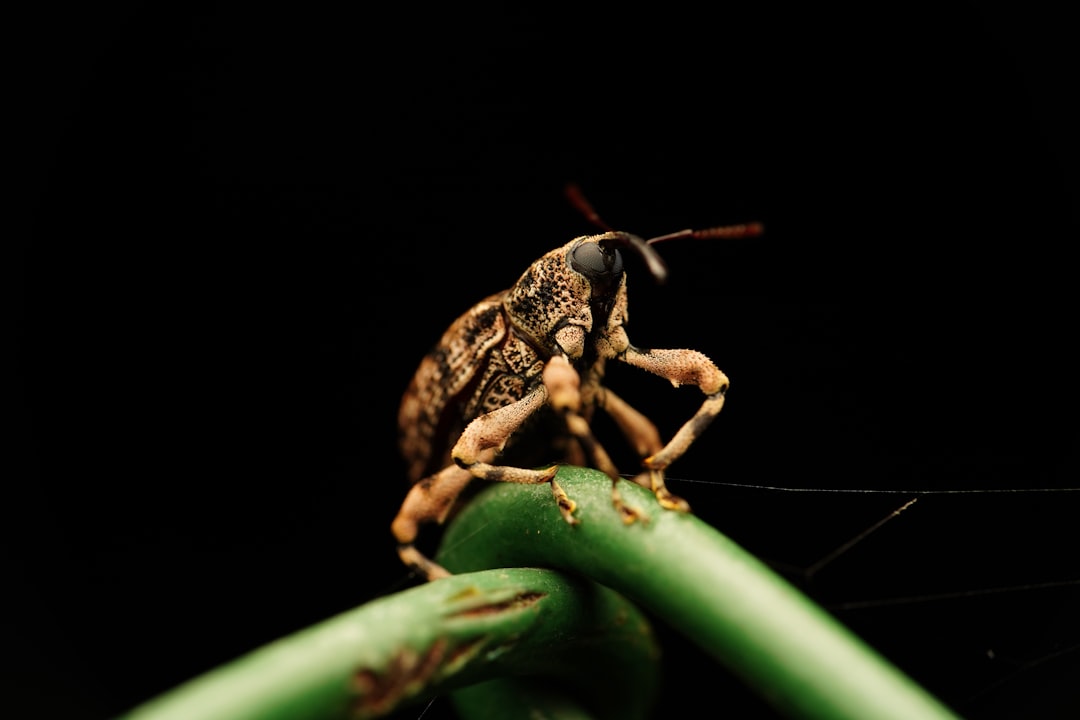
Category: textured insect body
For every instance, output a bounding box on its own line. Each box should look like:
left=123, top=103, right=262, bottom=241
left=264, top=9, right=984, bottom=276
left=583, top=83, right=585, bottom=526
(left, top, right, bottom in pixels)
left=393, top=191, right=761, bottom=580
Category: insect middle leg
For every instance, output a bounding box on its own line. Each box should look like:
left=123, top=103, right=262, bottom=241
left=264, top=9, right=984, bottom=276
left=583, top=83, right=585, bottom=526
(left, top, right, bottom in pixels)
left=594, top=385, right=690, bottom=513
left=544, top=356, right=647, bottom=523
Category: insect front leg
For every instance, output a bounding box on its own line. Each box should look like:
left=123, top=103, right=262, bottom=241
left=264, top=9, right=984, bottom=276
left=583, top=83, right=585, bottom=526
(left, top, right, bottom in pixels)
left=393, top=383, right=579, bottom=581
left=452, top=383, right=578, bottom=523
left=619, top=345, right=730, bottom=512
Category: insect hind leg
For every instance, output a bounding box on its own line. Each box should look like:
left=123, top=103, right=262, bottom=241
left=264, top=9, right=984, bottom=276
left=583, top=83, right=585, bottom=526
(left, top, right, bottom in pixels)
left=390, top=463, right=477, bottom=580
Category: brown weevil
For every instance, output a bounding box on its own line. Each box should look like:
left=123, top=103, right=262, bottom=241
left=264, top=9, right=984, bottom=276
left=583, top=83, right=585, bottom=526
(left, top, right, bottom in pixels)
left=392, top=185, right=762, bottom=580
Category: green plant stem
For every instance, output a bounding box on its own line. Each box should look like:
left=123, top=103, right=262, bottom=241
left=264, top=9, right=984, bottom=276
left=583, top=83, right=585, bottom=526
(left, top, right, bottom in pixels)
left=118, top=567, right=660, bottom=720
left=436, top=466, right=963, bottom=720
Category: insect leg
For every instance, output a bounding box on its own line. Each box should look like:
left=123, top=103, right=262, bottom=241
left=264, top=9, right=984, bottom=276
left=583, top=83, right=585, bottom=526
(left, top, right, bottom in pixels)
left=452, top=384, right=577, bottom=524
left=619, top=346, right=730, bottom=512
left=391, top=463, right=477, bottom=580
left=595, top=385, right=676, bottom=501
left=545, top=356, right=646, bottom=523
left=596, top=386, right=665, bottom=462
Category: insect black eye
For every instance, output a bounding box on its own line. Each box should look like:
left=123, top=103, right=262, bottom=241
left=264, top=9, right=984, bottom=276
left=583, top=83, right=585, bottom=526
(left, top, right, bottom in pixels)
left=570, top=242, right=623, bottom=279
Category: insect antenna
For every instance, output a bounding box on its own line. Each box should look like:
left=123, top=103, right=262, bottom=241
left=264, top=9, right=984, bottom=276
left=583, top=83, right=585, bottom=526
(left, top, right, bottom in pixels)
left=647, top=222, right=765, bottom=245
left=565, top=182, right=764, bottom=244
left=565, top=182, right=613, bottom=231
left=564, top=182, right=763, bottom=284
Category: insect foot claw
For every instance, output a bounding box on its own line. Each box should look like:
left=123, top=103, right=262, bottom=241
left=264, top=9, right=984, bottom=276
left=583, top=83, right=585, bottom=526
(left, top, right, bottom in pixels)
left=550, top=478, right=580, bottom=525
left=612, top=487, right=649, bottom=525
left=639, top=467, right=691, bottom=513
left=657, top=491, right=691, bottom=513
left=618, top=503, right=647, bottom=525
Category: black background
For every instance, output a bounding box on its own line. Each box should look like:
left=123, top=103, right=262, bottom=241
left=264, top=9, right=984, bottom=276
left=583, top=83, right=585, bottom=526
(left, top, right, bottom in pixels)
left=14, top=4, right=1079, bottom=719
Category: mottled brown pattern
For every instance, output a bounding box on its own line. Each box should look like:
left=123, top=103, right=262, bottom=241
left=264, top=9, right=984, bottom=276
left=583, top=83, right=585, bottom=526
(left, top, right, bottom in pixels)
left=504, top=242, right=594, bottom=354
left=398, top=296, right=507, bottom=483
left=352, top=634, right=490, bottom=718
left=393, top=230, right=737, bottom=580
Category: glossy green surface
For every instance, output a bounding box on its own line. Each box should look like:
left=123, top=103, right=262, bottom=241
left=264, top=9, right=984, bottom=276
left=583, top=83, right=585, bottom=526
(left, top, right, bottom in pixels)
left=437, top=466, right=961, bottom=720
left=119, top=566, right=659, bottom=720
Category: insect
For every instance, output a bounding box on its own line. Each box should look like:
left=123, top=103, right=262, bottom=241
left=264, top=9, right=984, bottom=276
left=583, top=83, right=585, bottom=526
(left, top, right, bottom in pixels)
left=392, top=186, right=763, bottom=580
